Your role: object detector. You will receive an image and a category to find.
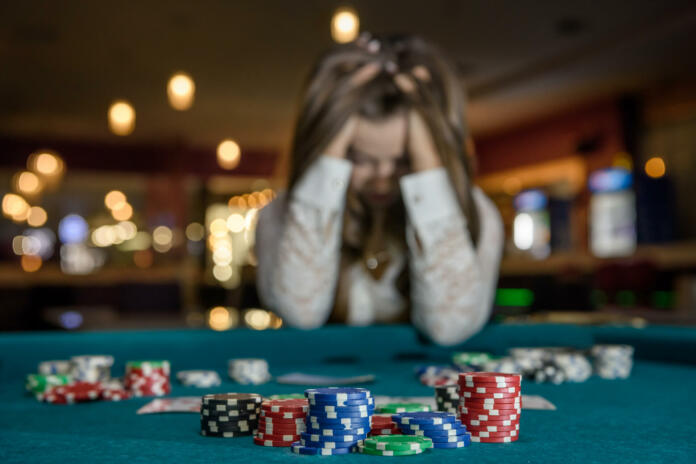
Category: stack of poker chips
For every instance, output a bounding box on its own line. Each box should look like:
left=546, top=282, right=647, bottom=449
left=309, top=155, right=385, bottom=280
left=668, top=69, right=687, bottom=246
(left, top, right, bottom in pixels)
left=200, top=393, right=262, bottom=437
left=26, top=374, right=72, bottom=395
left=357, top=435, right=433, bottom=456
left=38, top=360, right=73, bottom=376
left=590, top=344, right=634, bottom=379
left=70, top=355, right=114, bottom=382
left=509, top=347, right=592, bottom=383
left=38, top=381, right=103, bottom=404
left=434, top=384, right=459, bottom=414
left=452, top=352, right=496, bottom=370
left=415, top=365, right=460, bottom=386
left=176, top=370, right=221, bottom=388
left=228, top=358, right=271, bottom=385
left=101, top=379, right=131, bottom=401
left=394, top=411, right=471, bottom=449
left=458, top=372, right=521, bottom=443
left=369, top=414, right=401, bottom=436
left=291, top=387, right=373, bottom=455
left=254, top=398, right=308, bottom=447
left=124, top=360, right=171, bottom=397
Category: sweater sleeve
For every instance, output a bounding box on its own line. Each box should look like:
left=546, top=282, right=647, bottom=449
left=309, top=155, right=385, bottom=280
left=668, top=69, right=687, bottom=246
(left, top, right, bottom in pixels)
left=399, top=168, right=504, bottom=345
left=255, top=156, right=352, bottom=328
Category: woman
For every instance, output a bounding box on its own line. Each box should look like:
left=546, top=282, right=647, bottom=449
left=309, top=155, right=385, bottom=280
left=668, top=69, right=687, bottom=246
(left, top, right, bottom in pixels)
left=255, top=32, right=504, bottom=345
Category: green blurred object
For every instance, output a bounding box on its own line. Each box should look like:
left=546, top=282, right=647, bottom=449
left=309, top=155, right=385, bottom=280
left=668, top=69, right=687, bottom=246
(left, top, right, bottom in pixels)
left=268, top=393, right=305, bottom=399
left=495, top=288, right=534, bottom=307
left=377, top=402, right=431, bottom=413
left=25, top=374, right=72, bottom=394
left=652, top=291, right=674, bottom=309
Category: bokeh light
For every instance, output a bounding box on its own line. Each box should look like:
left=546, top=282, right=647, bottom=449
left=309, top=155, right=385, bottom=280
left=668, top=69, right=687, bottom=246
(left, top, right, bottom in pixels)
left=217, top=139, right=241, bottom=170
left=105, top=190, right=127, bottom=210
left=207, top=306, right=236, bottom=331
left=27, top=206, right=48, bottom=227
left=58, top=214, right=88, bottom=244
left=21, top=254, right=42, bottom=272
left=645, top=157, right=666, bottom=179
left=108, top=100, right=136, bottom=136
left=331, top=7, right=359, bottom=43
left=111, top=202, right=133, bottom=221
left=15, top=171, right=42, bottom=196
left=226, top=213, right=245, bottom=233
left=185, top=222, right=205, bottom=241
left=244, top=309, right=272, bottom=330
left=167, top=72, right=195, bottom=110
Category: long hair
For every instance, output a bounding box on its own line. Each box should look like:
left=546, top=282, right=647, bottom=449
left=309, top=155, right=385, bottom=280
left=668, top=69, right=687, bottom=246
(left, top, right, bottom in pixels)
left=285, top=32, right=480, bottom=319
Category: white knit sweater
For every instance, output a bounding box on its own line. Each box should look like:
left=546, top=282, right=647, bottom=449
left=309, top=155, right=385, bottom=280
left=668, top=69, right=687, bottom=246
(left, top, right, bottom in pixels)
left=255, top=155, right=504, bottom=345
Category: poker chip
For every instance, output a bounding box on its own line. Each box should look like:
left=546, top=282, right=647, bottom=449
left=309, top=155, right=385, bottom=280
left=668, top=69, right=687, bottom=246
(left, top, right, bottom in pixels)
left=38, top=360, right=73, bottom=376
left=458, top=371, right=522, bottom=443
left=305, top=426, right=367, bottom=436
left=452, top=352, right=497, bottom=369
left=417, top=365, right=460, bottom=387
left=410, top=427, right=468, bottom=437
left=393, top=411, right=458, bottom=425
left=362, top=435, right=433, bottom=452
left=291, top=443, right=355, bottom=455
left=253, top=436, right=297, bottom=447
left=254, top=398, right=308, bottom=447
left=377, top=402, right=431, bottom=413
left=469, top=429, right=518, bottom=438
left=431, top=439, right=470, bottom=449
left=70, top=355, right=114, bottom=383
left=400, top=421, right=462, bottom=431
left=591, top=344, right=634, bottom=379
left=41, top=381, right=103, bottom=404
left=176, top=370, right=221, bottom=388
left=356, top=442, right=426, bottom=456
left=125, top=360, right=171, bottom=397
left=25, top=374, right=72, bottom=394
left=369, top=415, right=400, bottom=436
left=201, top=393, right=262, bottom=438
left=467, top=423, right=519, bottom=432
left=305, top=387, right=371, bottom=401
left=471, top=436, right=518, bottom=443
left=296, top=387, right=373, bottom=454
left=269, top=393, right=305, bottom=400
left=101, top=380, right=131, bottom=401
left=228, top=358, right=270, bottom=385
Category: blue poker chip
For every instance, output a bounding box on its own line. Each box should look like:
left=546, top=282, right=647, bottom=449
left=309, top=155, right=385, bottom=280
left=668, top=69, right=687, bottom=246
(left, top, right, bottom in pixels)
left=398, top=421, right=463, bottom=431
left=305, top=387, right=371, bottom=401
left=300, top=438, right=357, bottom=448
left=432, top=439, right=471, bottom=448
left=291, top=442, right=355, bottom=455
left=300, top=432, right=366, bottom=444
left=308, top=415, right=371, bottom=425
left=308, top=410, right=372, bottom=419
left=309, top=403, right=375, bottom=413
left=407, top=427, right=469, bottom=438
left=305, top=426, right=368, bottom=436
left=393, top=412, right=458, bottom=425
left=308, top=396, right=375, bottom=407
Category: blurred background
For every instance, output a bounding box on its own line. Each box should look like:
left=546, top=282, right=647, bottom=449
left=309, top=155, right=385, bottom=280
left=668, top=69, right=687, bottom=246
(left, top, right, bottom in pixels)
left=1, top=1, right=696, bottom=332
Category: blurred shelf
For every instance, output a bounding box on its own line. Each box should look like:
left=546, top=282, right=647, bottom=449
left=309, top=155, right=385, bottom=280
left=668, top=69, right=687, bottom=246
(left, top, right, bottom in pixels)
left=0, top=263, right=197, bottom=287
left=500, top=241, right=696, bottom=276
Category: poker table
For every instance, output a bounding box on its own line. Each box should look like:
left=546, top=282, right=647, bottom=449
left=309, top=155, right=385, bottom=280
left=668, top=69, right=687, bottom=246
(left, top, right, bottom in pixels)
left=1, top=323, right=696, bottom=463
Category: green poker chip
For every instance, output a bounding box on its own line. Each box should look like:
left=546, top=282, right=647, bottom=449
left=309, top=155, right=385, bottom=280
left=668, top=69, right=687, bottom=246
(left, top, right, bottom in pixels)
left=25, top=374, right=72, bottom=393
left=269, top=393, right=305, bottom=399
left=357, top=442, right=426, bottom=456
left=126, top=360, right=169, bottom=368
left=363, top=436, right=433, bottom=452
left=377, top=402, right=431, bottom=414
left=452, top=352, right=497, bottom=367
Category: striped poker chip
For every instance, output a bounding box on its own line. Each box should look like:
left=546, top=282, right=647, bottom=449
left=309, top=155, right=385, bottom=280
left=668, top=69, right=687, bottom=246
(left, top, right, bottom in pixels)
left=393, top=411, right=458, bottom=425
left=254, top=432, right=299, bottom=442
left=469, top=429, right=518, bottom=438
left=464, top=418, right=518, bottom=427
left=471, top=435, right=518, bottom=443
left=458, top=372, right=522, bottom=384
left=305, top=387, right=371, bottom=402
left=467, top=423, right=519, bottom=433
left=461, top=391, right=520, bottom=399
left=261, top=398, right=308, bottom=412
left=460, top=412, right=519, bottom=421
left=459, top=385, right=520, bottom=394
left=291, top=443, right=355, bottom=455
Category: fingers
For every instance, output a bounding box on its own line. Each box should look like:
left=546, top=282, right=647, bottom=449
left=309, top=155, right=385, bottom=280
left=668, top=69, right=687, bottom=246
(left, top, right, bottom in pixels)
left=348, top=61, right=382, bottom=88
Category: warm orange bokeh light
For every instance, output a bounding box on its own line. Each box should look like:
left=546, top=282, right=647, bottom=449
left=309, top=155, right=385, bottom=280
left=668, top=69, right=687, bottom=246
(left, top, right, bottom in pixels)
left=645, top=157, right=666, bottom=179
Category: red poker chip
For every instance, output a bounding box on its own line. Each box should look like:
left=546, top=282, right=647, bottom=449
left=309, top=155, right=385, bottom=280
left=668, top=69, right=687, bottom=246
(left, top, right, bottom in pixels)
left=459, top=385, right=521, bottom=394
left=459, top=404, right=521, bottom=413
left=253, top=436, right=297, bottom=447
left=45, top=382, right=103, bottom=403
left=258, top=415, right=306, bottom=423
left=459, top=409, right=521, bottom=418
left=469, top=429, right=518, bottom=438
left=460, top=401, right=521, bottom=409
left=458, top=373, right=522, bottom=383
left=257, top=424, right=305, bottom=433
left=261, top=399, right=308, bottom=412
left=369, top=428, right=401, bottom=435
left=260, top=410, right=307, bottom=419
left=462, top=418, right=519, bottom=427
left=102, top=388, right=131, bottom=401
left=459, top=391, right=520, bottom=400
left=460, top=394, right=520, bottom=402
left=471, top=435, right=519, bottom=443
left=257, top=419, right=306, bottom=429
left=466, top=424, right=520, bottom=433
left=255, top=432, right=300, bottom=441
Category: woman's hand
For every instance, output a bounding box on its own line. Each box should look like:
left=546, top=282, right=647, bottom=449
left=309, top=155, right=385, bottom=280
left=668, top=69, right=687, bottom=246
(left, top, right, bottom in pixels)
left=323, top=114, right=358, bottom=159
left=407, top=108, right=442, bottom=172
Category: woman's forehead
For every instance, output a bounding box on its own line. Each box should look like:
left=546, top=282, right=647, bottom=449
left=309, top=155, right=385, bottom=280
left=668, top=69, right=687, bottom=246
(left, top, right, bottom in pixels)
left=352, top=114, right=407, bottom=159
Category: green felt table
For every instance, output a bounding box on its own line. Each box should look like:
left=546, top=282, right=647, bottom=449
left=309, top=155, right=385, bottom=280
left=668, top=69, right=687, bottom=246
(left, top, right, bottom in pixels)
left=1, top=324, right=696, bottom=463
